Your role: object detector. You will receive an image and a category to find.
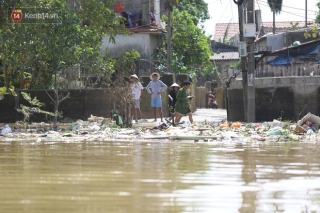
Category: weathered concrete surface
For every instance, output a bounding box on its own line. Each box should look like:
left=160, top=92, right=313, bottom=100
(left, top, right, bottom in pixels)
left=228, top=76, right=320, bottom=121
left=101, top=34, right=162, bottom=59
left=134, top=108, right=227, bottom=124
left=192, top=109, right=227, bottom=123
left=226, top=89, right=244, bottom=121
left=255, top=87, right=294, bottom=121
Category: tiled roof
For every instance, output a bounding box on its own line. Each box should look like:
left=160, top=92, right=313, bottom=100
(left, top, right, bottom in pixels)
left=214, top=23, right=240, bottom=41
left=261, top=21, right=305, bottom=28
left=210, top=52, right=240, bottom=60
left=214, top=21, right=306, bottom=41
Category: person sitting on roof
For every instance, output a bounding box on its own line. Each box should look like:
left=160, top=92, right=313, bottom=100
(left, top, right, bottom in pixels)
left=150, top=13, right=156, bottom=26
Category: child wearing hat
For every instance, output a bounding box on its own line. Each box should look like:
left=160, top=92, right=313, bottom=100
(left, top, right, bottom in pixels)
left=168, top=83, right=180, bottom=121
left=146, top=72, right=168, bottom=122
left=130, top=74, right=143, bottom=123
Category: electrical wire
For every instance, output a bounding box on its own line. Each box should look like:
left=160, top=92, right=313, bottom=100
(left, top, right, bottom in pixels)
left=257, top=1, right=316, bottom=21
left=207, top=0, right=222, bottom=5
left=256, top=0, right=318, bottom=12
left=216, top=0, right=231, bottom=24
left=229, top=0, right=235, bottom=23
left=257, top=1, right=316, bottom=15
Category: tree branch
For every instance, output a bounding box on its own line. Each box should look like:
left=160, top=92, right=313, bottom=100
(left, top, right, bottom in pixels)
left=58, top=92, right=70, bottom=105
left=42, top=85, right=56, bottom=104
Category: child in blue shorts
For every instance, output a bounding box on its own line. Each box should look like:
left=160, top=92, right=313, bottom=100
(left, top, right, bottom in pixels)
left=146, top=72, right=168, bottom=122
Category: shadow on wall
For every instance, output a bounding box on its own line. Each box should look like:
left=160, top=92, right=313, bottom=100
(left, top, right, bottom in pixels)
left=227, top=87, right=295, bottom=122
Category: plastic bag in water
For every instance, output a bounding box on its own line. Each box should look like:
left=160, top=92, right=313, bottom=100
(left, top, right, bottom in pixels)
left=1, top=124, right=12, bottom=134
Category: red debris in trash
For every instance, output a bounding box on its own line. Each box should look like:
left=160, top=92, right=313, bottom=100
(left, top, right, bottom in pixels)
left=306, top=121, right=312, bottom=126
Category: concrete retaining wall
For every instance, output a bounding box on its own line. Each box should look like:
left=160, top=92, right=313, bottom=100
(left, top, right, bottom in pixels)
left=0, top=74, right=196, bottom=123
left=227, top=76, right=320, bottom=121
left=195, top=85, right=227, bottom=109
left=195, top=87, right=207, bottom=108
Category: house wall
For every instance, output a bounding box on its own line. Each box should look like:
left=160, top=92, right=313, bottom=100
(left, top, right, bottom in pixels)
left=213, top=59, right=239, bottom=79
left=113, top=0, right=142, bottom=13
left=227, top=76, right=320, bottom=121
left=255, top=34, right=284, bottom=52
left=256, top=39, right=267, bottom=50
left=266, top=33, right=284, bottom=51
left=101, top=33, right=162, bottom=58
left=102, top=34, right=151, bottom=58
left=101, top=33, right=163, bottom=76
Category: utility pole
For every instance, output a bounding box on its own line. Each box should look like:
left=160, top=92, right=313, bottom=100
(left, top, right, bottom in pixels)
left=305, top=0, right=307, bottom=27
left=237, top=1, right=248, bottom=120
left=272, top=4, right=275, bottom=34
left=167, top=9, right=172, bottom=73
left=247, top=0, right=255, bottom=122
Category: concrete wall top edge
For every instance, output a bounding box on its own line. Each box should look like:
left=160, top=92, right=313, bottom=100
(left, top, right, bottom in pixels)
left=229, top=76, right=320, bottom=90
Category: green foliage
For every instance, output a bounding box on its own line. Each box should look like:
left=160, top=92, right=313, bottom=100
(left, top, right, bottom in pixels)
left=16, top=92, right=61, bottom=121
left=156, top=10, right=213, bottom=76
left=0, top=85, right=17, bottom=100
left=316, top=1, right=320, bottom=24
left=201, top=66, right=217, bottom=80
left=267, top=0, right=283, bottom=14
left=21, top=92, right=43, bottom=107
left=220, top=22, right=236, bottom=46
left=0, top=0, right=126, bottom=89
left=230, top=60, right=241, bottom=69
left=290, top=22, right=300, bottom=30
left=108, top=50, right=140, bottom=127
left=303, top=25, right=319, bottom=39
left=175, top=0, right=209, bottom=24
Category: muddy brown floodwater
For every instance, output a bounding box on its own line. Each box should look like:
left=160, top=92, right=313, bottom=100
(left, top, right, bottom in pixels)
left=0, top=140, right=320, bottom=213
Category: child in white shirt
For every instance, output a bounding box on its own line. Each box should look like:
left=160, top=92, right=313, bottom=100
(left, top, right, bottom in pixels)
left=130, top=74, right=143, bottom=123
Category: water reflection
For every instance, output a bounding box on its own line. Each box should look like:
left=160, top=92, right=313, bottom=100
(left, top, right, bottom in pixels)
left=0, top=140, right=320, bottom=213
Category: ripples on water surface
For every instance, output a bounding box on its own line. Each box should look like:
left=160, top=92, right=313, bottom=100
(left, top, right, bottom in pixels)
left=0, top=140, right=320, bottom=213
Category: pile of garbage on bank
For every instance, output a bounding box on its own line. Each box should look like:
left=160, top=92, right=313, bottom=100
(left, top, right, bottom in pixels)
left=1, top=113, right=320, bottom=143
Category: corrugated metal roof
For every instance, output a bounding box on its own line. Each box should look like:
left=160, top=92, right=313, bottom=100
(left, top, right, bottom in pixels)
left=211, top=52, right=239, bottom=60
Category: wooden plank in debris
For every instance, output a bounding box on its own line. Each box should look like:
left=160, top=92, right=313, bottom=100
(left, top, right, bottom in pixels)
left=169, top=135, right=219, bottom=140
left=142, top=136, right=170, bottom=139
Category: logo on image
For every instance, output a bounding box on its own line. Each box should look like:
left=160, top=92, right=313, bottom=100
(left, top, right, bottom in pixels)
left=11, top=9, right=23, bottom=22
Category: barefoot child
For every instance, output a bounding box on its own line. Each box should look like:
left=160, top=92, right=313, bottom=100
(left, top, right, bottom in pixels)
left=168, top=83, right=180, bottom=121
left=130, top=74, right=143, bottom=123
left=175, top=81, right=195, bottom=124
left=146, top=72, right=167, bottom=122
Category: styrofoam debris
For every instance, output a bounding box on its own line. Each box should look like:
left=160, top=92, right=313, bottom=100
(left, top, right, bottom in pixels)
left=1, top=125, right=12, bottom=134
